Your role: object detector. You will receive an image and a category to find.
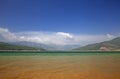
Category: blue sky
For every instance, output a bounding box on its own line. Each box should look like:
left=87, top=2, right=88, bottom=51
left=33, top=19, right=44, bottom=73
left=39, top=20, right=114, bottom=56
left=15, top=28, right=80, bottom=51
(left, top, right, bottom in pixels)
left=0, top=0, right=120, bottom=46
left=0, top=0, right=120, bottom=34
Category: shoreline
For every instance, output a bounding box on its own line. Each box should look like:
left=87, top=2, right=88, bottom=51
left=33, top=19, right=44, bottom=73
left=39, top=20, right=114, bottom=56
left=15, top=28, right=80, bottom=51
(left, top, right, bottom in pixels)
left=0, top=50, right=120, bottom=53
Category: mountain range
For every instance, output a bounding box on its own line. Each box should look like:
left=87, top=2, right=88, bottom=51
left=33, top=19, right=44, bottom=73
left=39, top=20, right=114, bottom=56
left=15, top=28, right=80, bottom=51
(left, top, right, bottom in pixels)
left=74, top=37, right=120, bottom=51
left=0, top=42, right=45, bottom=51
left=11, top=41, right=80, bottom=51
left=0, top=37, right=120, bottom=51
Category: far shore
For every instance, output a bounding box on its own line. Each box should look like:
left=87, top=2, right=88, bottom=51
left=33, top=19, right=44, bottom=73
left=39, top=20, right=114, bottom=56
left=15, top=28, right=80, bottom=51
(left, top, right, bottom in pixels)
left=0, top=50, right=120, bottom=52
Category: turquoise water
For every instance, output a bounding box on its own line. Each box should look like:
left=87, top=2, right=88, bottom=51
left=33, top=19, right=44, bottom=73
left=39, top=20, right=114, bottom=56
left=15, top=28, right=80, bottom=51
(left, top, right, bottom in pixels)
left=0, top=51, right=119, bottom=56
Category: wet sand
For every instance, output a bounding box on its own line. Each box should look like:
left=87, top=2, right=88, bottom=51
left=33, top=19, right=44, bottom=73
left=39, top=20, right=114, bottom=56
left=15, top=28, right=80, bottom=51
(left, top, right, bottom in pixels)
left=0, top=54, right=120, bottom=79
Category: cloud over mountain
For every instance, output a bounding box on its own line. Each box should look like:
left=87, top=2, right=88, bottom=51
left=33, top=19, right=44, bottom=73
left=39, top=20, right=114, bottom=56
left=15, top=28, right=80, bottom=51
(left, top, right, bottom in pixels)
left=0, top=27, right=118, bottom=46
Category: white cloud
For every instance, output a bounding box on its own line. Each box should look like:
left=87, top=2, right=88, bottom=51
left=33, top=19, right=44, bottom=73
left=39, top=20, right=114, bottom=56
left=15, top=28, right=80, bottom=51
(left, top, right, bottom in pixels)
left=16, top=32, right=73, bottom=45
left=0, top=28, right=17, bottom=42
left=0, top=27, right=118, bottom=46
left=0, top=28, right=9, bottom=32
left=56, top=32, right=73, bottom=38
left=107, top=34, right=114, bottom=39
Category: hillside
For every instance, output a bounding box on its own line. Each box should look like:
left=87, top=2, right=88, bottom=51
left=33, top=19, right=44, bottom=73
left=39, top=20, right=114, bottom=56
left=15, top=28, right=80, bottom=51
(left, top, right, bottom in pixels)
left=74, top=37, right=120, bottom=51
left=11, top=41, right=80, bottom=51
left=0, top=42, right=45, bottom=51
left=11, top=41, right=56, bottom=51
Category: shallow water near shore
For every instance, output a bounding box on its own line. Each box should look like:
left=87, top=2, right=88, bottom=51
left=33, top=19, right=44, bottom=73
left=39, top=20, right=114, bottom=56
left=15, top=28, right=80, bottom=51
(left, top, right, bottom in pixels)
left=0, top=52, right=120, bottom=79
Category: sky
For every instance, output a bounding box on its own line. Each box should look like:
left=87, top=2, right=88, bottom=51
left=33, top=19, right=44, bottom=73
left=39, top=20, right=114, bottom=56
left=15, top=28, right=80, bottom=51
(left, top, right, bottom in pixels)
left=0, top=0, right=120, bottom=46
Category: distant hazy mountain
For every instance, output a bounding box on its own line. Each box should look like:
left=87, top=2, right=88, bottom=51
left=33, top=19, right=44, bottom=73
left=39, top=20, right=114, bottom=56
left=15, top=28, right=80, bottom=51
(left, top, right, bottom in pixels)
left=56, top=45, right=81, bottom=50
left=11, top=41, right=55, bottom=50
left=74, top=37, right=120, bottom=51
left=0, top=42, right=45, bottom=50
left=11, top=41, right=80, bottom=51
left=1, top=37, right=120, bottom=51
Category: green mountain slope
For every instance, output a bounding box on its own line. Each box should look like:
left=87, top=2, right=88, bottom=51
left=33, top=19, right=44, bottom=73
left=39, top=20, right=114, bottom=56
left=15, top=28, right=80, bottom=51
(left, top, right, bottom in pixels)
left=0, top=42, right=45, bottom=50
left=74, top=37, right=120, bottom=50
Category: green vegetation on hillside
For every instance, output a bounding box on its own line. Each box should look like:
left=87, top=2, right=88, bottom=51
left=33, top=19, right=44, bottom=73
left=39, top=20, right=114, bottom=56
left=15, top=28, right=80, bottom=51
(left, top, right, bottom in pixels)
left=74, top=37, right=120, bottom=50
left=0, top=42, right=45, bottom=50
